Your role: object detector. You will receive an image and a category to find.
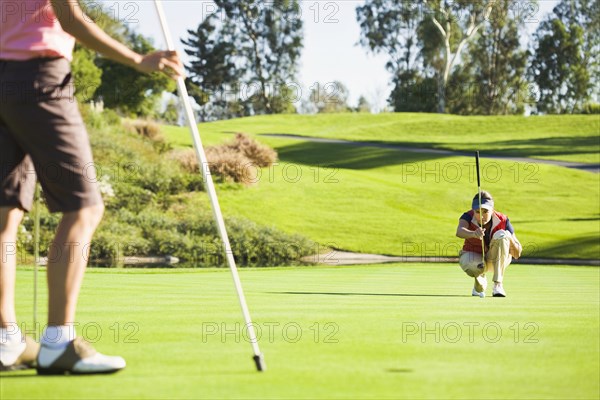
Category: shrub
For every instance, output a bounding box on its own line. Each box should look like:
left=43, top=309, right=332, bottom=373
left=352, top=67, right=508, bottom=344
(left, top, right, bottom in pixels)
left=123, top=119, right=162, bottom=140
left=18, top=113, right=313, bottom=269
left=80, top=106, right=121, bottom=129
left=169, top=149, right=199, bottom=174
left=123, top=119, right=170, bottom=153
left=170, top=133, right=277, bottom=185
left=20, top=199, right=59, bottom=256
left=81, top=107, right=106, bottom=130
left=226, top=133, right=278, bottom=167
left=147, top=229, right=193, bottom=257
left=205, top=146, right=257, bottom=184
left=221, top=217, right=316, bottom=267
left=16, top=220, right=33, bottom=252
left=90, top=220, right=151, bottom=267
left=102, top=109, right=122, bottom=126
left=157, top=214, right=316, bottom=268
left=109, top=182, right=154, bottom=213
left=581, top=102, right=600, bottom=114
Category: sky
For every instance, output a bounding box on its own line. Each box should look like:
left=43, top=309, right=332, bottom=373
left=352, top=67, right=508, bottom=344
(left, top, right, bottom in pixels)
left=99, top=0, right=559, bottom=110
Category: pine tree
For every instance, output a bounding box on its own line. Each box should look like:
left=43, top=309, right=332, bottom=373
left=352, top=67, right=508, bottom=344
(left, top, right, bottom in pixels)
left=183, top=0, right=303, bottom=118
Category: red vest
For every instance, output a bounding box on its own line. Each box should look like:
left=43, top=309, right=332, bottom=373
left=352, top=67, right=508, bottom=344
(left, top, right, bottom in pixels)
left=462, top=210, right=508, bottom=253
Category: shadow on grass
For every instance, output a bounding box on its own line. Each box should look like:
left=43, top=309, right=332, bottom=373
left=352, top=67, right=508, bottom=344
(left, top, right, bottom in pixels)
left=263, top=133, right=599, bottom=165
left=527, top=235, right=600, bottom=259
left=519, top=216, right=600, bottom=224
left=562, top=217, right=600, bottom=222
left=0, top=370, right=38, bottom=378
left=275, top=141, right=446, bottom=170
left=271, top=291, right=469, bottom=298
left=486, top=136, right=600, bottom=159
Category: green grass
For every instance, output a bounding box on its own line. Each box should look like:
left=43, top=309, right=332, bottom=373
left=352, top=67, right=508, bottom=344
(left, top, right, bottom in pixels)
left=161, top=114, right=600, bottom=259
left=2, top=264, right=598, bottom=399
left=162, top=124, right=226, bottom=148
left=166, top=113, right=600, bottom=163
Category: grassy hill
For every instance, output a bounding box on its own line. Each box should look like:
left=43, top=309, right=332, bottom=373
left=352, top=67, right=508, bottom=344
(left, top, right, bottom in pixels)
left=163, top=113, right=600, bottom=260
left=164, top=113, right=599, bottom=163
left=20, top=111, right=315, bottom=268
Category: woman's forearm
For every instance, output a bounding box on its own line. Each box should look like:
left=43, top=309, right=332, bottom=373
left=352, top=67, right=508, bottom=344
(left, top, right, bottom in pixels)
left=50, top=0, right=142, bottom=68
left=456, top=227, right=477, bottom=239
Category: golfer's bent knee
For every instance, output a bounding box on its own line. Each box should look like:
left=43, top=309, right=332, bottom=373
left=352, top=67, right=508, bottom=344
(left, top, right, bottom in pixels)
left=463, top=267, right=482, bottom=278
left=492, top=230, right=511, bottom=242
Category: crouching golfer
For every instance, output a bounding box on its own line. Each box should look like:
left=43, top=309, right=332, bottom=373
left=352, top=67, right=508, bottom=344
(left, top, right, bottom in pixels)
left=1, top=0, right=183, bottom=373
left=455, top=191, right=522, bottom=298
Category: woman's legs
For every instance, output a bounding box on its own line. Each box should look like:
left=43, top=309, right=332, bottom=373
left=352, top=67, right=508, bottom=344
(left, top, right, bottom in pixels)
left=0, top=207, right=24, bottom=328
left=46, top=204, right=104, bottom=326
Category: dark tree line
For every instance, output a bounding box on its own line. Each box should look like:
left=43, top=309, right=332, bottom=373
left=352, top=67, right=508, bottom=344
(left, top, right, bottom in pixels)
left=182, top=0, right=303, bottom=120
left=357, top=0, right=598, bottom=114
left=74, top=0, right=597, bottom=118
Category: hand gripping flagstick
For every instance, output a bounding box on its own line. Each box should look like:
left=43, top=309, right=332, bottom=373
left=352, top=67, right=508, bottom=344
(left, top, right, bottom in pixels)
left=475, top=151, right=485, bottom=269
left=154, top=0, right=265, bottom=372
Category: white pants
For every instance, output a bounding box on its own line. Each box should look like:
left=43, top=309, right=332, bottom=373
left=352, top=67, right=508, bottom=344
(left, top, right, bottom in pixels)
left=459, top=230, right=513, bottom=283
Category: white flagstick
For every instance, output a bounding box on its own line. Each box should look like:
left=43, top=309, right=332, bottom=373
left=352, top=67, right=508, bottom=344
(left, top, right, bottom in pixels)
left=153, top=0, right=265, bottom=372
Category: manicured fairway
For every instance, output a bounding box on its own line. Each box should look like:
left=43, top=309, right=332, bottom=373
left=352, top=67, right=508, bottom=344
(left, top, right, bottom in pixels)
left=160, top=115, right=600, bottom=260
left=2, top=264, right=598, bottom=399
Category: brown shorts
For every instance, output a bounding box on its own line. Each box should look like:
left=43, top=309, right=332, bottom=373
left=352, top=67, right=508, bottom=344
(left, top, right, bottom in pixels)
left=0, top=57, right=103, bottom=213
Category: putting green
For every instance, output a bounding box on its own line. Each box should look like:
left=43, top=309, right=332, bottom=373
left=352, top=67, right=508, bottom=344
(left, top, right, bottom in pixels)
left=2, top=264, right=598, bottom=399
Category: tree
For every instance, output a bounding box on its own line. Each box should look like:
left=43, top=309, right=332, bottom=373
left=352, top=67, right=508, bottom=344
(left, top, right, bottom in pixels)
left=529, top=0, right=599, bottom=113
left=161, top=98, right=180, bottom=125
left=357, top=1, right=420, bottom=76
left=75, top=1, right=176, bottom=117
left=447, top=0, right=528, bottom=114
left=389, top=70, right=438, bottom=112
left=309, top=82, right=352, bottom=113
left=357, top=1, right=424, bottom=111
left=95, top=32, right=176, bottom=117
left=356, top=0, right=497, bottom=113
left=183, top=0, right=303, bottom=118
left=181, top=14, right=241, bottom=121
left=71, top=45, right=102, bottom=103
left=356, top=96, right=373, bottom=113
left=420, top=0, right=496, bottom=113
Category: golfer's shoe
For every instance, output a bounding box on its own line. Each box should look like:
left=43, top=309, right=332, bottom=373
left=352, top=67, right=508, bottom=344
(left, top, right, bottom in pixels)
left=37, top=337, right=125, bottom=375
left=0, top=336, right=39, bottom=371
left=492, top=285, right=507, bottom=297
left=471, top=288, right=485, bottom=298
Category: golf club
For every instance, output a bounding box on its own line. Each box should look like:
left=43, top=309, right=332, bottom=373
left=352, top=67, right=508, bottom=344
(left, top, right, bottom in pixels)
left=153, top=0, right=265, bottom=372
left=475, top=151, right=485, bottom=269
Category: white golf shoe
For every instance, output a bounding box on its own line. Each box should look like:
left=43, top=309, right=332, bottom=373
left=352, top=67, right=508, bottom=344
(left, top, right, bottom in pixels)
left=37, top=337, right=125, bottom=375
left=472, top=288, right=485, bottom=298
left=492, top=284, right=507, bottom=297
left=0, top=336, right=39, bottom=371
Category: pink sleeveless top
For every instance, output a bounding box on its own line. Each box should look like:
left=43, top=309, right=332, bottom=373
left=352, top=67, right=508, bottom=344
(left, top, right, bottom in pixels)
left=0, top=0, right=75, bottom=60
